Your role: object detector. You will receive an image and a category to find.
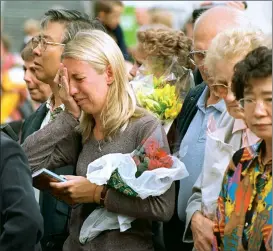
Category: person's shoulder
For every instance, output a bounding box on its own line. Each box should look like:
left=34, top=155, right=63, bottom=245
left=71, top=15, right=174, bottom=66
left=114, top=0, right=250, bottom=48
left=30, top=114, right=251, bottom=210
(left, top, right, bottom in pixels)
left=130, top=107, right=160, bottom=127
left=1, top=130, right=12, bottom=145
left=1, top=131, right=22, bottom=152
left=188, top=81, right=206, bottom=98
left=232, top=142, right=261, bottom=167
left=1, top=131, right=25, bottom=163
left=23, top=102, right=47, bottom=124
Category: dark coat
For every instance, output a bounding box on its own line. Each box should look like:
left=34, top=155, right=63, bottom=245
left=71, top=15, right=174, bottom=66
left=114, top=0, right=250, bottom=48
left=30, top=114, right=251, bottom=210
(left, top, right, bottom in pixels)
left=0, top=130, right=43, bottom=251
left=20, top=103, right=75, bottom=250
left=164, top=82, right=206, bottom=251
left=20, top=103, right=48, bottom=144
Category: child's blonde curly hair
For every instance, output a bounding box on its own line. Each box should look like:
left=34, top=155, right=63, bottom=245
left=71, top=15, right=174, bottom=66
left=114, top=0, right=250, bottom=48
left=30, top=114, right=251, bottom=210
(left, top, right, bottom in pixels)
left=137, top=28, right=192, bottom=71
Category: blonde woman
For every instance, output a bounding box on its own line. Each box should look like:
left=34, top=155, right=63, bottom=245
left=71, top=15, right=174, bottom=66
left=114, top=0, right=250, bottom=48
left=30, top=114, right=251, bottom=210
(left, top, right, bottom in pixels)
left=22, top=30, right=174, bottom=251
left=185, top=28, right=269, bottom=251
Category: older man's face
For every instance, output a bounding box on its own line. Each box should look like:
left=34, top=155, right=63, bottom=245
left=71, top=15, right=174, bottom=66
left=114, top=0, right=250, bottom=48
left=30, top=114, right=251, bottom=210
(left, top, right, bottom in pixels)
left=192, top=26, right=218, bottom=83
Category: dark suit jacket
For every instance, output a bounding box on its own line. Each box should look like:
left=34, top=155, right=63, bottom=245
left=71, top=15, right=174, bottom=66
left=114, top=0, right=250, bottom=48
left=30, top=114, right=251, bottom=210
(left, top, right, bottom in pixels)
left=164, top=82, right=206, bottom=251
left=20, top=103, right=75, bottom=250
left=0, top=131, right=43, bottom=251
left=20, top=103, right=48, bottom=144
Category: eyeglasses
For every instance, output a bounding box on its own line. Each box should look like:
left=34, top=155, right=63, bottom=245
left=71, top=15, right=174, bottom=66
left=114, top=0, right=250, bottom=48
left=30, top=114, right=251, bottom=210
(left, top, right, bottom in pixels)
left=239, top=97, right=272, bottom=109
left=189, top=50, right=207, bottom=67
left=32, top=36, right=65, bottom=51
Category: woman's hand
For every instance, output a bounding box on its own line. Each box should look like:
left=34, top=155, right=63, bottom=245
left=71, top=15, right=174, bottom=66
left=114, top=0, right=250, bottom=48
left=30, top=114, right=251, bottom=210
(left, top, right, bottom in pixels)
left=49, top=175, right=104, bottom=205
left=54, top=63, right=81, bottom=119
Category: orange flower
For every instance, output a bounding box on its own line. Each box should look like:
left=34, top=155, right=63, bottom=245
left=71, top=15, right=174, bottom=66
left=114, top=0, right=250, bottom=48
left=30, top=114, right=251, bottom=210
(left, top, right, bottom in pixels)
left=155, top=149, right=168, bottom=158
left=147, top=156, right=173, bottom=170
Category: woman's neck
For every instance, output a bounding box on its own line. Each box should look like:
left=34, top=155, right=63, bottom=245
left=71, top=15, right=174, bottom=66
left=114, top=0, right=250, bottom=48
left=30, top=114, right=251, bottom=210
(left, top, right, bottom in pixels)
left=93, top=116, right=104, bottom=140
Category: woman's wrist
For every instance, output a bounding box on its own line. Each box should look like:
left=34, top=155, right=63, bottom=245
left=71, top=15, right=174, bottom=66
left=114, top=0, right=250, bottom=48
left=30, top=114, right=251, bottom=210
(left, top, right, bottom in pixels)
left=65, top=109, right=81, bottom=122
left=94, top=185, right=104, bottom=204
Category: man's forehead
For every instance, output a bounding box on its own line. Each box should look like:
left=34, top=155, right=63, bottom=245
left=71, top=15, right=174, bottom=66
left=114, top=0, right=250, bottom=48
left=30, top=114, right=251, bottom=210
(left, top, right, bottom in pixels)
left=41, top=21, right=66, bottom=41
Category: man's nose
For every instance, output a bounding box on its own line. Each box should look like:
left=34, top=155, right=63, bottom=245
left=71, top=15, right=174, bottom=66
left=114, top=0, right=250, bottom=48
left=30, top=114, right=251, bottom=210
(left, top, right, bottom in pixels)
left=224, top=90, right=235, bottom=103
left=33, top=44, right=42, bottom=56
left=24, top=71, right=34, bottom=87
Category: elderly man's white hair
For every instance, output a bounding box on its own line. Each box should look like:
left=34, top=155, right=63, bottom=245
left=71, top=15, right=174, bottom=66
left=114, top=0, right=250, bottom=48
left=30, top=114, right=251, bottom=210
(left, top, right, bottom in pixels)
left=194, top=6, right=254, bottom=35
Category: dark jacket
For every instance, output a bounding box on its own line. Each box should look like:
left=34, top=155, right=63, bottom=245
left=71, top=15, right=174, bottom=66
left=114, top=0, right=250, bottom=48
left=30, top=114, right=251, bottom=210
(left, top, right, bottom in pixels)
left=20, top=103, right=48, bottom=144
left=0, top=129, right=43, bottom=251
left=193, top=68, right=203, bottom=87
left=106, top=25, right=130, bottom=61
left=20, top=103, right=75, bottom=250
left=164, top=82, right=206, bottom=251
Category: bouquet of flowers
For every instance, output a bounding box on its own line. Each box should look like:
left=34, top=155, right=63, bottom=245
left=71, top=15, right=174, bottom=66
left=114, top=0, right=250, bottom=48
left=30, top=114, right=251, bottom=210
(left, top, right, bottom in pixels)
left=130, top=56, right=194, bottom=133
left=79, top=123, right=189, bottom=244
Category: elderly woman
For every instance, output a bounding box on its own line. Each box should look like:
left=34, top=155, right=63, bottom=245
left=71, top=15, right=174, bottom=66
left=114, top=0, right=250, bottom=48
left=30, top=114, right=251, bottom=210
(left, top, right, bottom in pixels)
left=214, top=46, right=272, bottom=250
left=22, top=30, right=174, bottom=251
left=184, top=29, right=269, bottom=251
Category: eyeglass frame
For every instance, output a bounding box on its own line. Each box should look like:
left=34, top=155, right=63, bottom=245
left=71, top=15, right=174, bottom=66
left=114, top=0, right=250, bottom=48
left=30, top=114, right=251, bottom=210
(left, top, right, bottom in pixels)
left=238, top=97, right=272, bottom=110
left=188, top=50, right=208, bottom=67
left=31, top=36, right=65, bottom=51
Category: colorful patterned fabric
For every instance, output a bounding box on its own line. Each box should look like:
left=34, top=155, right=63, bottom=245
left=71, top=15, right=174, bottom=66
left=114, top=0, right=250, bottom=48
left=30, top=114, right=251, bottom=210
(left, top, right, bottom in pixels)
left=213, top=141, right=272, bottom=251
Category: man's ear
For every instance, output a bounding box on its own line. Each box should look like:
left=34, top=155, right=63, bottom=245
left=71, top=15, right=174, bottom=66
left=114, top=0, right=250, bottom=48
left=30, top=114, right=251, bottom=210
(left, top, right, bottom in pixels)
left=98, top=11, right=105, bottom=21
left=105, top=65, right=114, bottom=85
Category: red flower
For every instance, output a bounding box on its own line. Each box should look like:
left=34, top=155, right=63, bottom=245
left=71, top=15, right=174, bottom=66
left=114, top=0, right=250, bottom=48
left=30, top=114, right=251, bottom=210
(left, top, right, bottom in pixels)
left=147, top=156, right=173, bottom=170
left=144, top=138, right=161, bottom=158
left=135, top=137, right=173, bottom=174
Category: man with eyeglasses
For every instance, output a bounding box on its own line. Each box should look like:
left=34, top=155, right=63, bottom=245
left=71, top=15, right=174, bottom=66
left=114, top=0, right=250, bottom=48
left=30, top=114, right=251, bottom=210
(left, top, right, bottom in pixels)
left=164, top=6, right=251, bottom=251
left=20, top=9, right=104, bottom=251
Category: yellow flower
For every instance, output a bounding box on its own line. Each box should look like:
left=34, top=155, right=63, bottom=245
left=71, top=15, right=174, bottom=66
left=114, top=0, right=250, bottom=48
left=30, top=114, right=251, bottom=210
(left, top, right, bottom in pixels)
left=136, top=77, right=183, bottom=121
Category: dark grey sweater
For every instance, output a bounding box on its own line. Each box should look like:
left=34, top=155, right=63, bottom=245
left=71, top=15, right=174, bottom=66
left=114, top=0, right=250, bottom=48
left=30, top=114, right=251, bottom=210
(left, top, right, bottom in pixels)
left=22, top=110, right=175, bottom=251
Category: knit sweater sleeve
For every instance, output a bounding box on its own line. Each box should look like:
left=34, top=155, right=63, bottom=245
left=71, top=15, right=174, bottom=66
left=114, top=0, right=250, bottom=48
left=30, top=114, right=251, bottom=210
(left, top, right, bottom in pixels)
left=22, top=111, right=81, bottom=173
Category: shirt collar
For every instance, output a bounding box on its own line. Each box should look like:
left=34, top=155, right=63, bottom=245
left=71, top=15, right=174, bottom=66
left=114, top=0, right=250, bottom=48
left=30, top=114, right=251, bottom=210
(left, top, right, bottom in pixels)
left=46, top=95, right=65, bottom=112
left=232, top=119, right=247, bottom=133
left=197, top=84, right=226, bottom=113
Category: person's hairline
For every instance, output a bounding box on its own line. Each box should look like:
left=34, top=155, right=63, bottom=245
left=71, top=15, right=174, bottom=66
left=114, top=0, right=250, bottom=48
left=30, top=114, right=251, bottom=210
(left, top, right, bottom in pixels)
left=193, top=6, right=250, bottom=34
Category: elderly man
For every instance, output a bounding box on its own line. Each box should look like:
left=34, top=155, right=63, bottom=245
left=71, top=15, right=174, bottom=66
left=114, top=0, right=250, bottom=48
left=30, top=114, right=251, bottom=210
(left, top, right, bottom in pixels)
left=164, top=6, right=251, bottom=251
left=21, top=41, right=52, bottom=109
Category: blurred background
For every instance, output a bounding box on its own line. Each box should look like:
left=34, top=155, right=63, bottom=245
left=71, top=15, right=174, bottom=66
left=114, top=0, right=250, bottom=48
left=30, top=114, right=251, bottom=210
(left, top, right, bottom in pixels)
left=1, top=1, right=272, bottom=54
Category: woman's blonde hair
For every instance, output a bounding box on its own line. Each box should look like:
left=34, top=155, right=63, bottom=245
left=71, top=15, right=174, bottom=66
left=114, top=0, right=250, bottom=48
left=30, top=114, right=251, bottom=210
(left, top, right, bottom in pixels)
left=205, top=28, right=270, bottom=76
left=62, top=30, right=139, bottom=142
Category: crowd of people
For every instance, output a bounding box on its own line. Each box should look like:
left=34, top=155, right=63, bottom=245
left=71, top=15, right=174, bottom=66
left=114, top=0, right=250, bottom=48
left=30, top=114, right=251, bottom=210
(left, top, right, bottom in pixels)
left=0, top=1, right=272, bottom=251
